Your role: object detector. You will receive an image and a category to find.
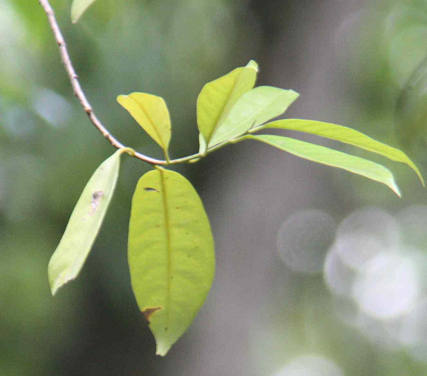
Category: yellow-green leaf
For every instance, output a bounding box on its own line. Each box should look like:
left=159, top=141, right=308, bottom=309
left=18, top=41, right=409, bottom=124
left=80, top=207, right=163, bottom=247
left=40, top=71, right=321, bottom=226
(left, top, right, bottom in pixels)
left=198, top=133, right=208, bottom=155
left=71, top=0, right=97, bottom=23
left=117, top=93, right=171, bottom=156
left=197, top=60, right=258, bottom=150
left=208, top=86, right=299, bottom=147
left=48, top=149, right=124, bottom=295
left=263, top=119, right=424, bottom=185
left=249, top=134, right=401, bottom=196
left=128, top=168, right=215, bottom=356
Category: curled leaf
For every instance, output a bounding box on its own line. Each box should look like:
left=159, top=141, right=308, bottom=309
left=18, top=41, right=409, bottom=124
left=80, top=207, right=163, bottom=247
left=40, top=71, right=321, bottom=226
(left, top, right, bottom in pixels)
left=197, top=60, right=258, bottom=149
left=249, top=134, right=401, bottom=196
left=209, top=86, right=299, bottom=147
left=48, top=149, right=124, bottom=295
left=263, top=119, right=423, bottom=185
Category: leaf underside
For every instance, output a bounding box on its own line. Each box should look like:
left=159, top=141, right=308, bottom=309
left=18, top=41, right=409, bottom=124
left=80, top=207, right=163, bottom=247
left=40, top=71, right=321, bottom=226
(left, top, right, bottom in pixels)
left=128, top=168, right=215, bottom=356
left=263, top=119, right=424, bottom=185
left=48, top=150, right=122, bottom=295
left=249, top=134, right=401, bottom=196
left=197, top=60, right=258, bottom=152
left=208, top=86, right=299, bottom=147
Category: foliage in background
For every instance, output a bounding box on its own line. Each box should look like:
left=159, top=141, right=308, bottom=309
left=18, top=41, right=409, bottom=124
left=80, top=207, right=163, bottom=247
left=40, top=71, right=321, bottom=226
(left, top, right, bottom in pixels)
left=1, top=0, right=427, bottom=374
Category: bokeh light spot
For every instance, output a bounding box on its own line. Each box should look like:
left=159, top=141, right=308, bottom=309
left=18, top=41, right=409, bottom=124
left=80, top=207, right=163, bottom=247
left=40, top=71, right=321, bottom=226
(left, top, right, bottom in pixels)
left=273, top=355, right=343, bottom=376
left=352, top=253, right=419, bottom=320
left=277, top=210, right=336, bottom=274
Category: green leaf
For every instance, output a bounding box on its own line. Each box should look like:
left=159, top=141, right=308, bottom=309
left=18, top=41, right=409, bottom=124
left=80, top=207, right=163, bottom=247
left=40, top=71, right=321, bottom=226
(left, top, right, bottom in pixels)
left=208, top=86, right=299, bottom=147
left=128, top=168, right=215, bottom=356
left=197, top=60, right=258, bottom=150
left=117, top=93, right=171, bottom=158
left=249, top=134, right=401, bottom=196
left=71, top=0, right=97, bottom=23
left=263, top=119, right=424, bottom=185
left=48, top=149, right=124, bottom=295
left=198, top=133, right=208, bottom=155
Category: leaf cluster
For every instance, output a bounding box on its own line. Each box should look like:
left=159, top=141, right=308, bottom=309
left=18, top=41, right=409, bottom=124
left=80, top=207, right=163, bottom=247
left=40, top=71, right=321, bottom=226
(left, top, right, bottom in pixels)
left=49, top=60, right=423, bottom=355
left=49, top=0, right=423, bottom=357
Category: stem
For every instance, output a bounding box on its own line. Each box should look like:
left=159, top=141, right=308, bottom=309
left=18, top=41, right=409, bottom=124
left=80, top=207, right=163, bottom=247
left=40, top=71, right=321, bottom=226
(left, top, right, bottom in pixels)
left=167, top=136, right=248, bottom=164
left=38, top=0, right=165, bottom=165
left=38, top=0, right=253, bottom=166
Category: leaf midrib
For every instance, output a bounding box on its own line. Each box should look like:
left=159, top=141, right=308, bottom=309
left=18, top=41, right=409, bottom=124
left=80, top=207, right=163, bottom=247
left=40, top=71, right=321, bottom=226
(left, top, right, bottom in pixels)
left=211, top=90, right=287, bottom=145
left=206, top=69, right=242, bottom=143
left=136, top=99, right=166, bottom=150
left=159, top=169, right=172, bottom=330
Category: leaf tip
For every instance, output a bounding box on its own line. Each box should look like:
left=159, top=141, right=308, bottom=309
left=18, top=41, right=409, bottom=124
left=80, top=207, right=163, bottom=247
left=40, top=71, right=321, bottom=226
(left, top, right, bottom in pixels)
left=70, top=9, right=81, bottom=24
left=390, top=180, right=402, bottom=198
left=50, top=285, right=59, bottom=296
left=291, top=89, right=300, bottom=99
left=48, top=269, right=74, bottom=296
left=70, top=8, right=79, bottom=24
left=402, top=155, right=424, bottom=186
left=49, top=278, right=62, bottom=296
left=49, top=283, right=57, bottom=296
left=155, top=340, right=172, bottom=357
left=246, top=60, right=259, bottom=72
left=71, top=0, right=97, bottom=24
left=116, top=94, right=127, bottom=106
left=415, top=168, right=425, bottom=187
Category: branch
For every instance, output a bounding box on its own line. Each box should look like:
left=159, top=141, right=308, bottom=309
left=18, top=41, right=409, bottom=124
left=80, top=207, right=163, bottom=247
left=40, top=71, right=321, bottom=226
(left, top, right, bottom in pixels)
left=38, top=0, right=166, bottom=165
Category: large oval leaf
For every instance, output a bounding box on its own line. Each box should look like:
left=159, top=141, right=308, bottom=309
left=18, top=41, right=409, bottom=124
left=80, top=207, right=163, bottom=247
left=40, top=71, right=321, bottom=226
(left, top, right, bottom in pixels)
left=249, top=134, right=401, bottom=196
left=128, top=168, right=215, bottom=356
left=197, top=60, right=258, bottom=152
left=117, top=93, right=171, bottom=157
left=208, top=86, right=299, bottom=147
left=71, top=0, right=97, bottom=23
left=48, top=149, right=123, bottom=295
left=263, top=119, right=424, bottom=184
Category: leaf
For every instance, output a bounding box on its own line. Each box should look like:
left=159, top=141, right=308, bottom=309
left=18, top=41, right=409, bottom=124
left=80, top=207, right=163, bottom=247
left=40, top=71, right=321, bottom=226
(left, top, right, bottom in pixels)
left=263, top=119, right=424, bottom=185
left=117, top=93, right=171, bottom=157
left=71, top=0, right=97, bottom=23
left=128, top=168, right=215, bottom=356
left=249, top=134, right=401, bottom=196
left=197, top=60, right=258, bottom=150
left=48, top=149, right=124, bottom=295
left=198, top=133, right=208, bottom=155
left=208, top=86, right=299, bottom=147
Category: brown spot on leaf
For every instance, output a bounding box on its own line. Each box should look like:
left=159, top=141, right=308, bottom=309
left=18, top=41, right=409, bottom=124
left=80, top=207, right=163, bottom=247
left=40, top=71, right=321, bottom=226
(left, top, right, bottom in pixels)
left=144, top=187, right=159, bottom=192
left=142, top=306, right=162, bottom=322
left=89, top=190, right=104, bottom=215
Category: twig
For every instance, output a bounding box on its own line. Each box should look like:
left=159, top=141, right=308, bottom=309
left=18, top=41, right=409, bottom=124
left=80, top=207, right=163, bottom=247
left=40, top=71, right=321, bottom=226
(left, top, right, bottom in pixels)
left=38, top=0, right=166, bottom=165
left=37, top=0, right=252, bottom=166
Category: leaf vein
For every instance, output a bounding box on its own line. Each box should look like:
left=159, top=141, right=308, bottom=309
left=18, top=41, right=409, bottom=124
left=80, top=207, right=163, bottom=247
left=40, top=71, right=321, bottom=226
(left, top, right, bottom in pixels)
left=159, top=169, right=172, bottom=330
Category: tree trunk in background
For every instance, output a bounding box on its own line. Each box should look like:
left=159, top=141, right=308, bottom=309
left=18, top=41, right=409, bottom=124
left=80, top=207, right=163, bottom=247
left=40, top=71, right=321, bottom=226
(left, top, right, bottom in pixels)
left=165, top=0, right=364, bottom=375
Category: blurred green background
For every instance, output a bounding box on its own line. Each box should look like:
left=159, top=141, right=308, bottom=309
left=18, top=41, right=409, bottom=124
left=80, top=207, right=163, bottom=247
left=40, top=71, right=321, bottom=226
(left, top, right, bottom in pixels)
left=1, top=0, right=427, bottom=375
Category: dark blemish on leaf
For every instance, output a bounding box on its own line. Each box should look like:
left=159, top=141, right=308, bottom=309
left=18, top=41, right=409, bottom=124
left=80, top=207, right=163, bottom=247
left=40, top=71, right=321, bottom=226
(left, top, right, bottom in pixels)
left=89, top=190, right=104, bottom=215
left=142, top=306, right=162, bottom=322
left=144, top=187, right=159, bottom=192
